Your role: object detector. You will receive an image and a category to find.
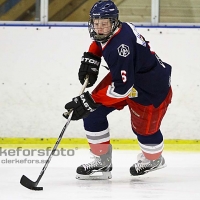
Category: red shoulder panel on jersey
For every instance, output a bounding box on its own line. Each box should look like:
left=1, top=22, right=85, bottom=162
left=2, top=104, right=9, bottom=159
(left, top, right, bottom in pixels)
left=88, top=41, right=102, bottom=57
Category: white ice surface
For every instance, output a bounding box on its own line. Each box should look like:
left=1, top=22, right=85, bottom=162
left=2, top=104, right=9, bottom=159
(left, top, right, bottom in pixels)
left=1, top=150, right=200, bottom=200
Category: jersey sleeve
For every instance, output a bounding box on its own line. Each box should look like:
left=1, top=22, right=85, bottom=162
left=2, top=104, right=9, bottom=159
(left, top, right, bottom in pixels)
left=88, top=41, right=102, bottom=57
left=91, top=44, right=135, bottom=106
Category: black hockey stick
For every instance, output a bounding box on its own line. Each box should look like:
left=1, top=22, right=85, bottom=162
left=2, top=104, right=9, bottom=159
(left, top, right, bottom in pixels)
left=20, top=76, right=89, bottom=190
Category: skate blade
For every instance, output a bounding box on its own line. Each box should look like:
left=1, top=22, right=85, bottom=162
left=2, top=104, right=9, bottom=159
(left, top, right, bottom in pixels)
left=76, top=171, right=112, bottom=180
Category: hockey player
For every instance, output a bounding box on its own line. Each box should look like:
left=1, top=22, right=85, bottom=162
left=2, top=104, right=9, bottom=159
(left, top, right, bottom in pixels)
left=63, top=0, right=172, bottom=180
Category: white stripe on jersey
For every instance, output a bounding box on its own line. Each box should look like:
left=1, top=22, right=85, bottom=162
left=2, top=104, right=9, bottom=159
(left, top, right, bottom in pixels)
left=106, top=82, right=133, bottom=98
left=126, top=22, right=146, bottom=47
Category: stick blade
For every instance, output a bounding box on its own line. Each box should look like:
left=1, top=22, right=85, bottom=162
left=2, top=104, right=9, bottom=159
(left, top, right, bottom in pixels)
left=20, top=175, right=43, bottom=191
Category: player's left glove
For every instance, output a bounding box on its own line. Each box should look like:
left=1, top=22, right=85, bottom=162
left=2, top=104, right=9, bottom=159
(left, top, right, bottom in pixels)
left=78, top=52, right=101, bottom=88
left=63, top=91, right=100, bottom=120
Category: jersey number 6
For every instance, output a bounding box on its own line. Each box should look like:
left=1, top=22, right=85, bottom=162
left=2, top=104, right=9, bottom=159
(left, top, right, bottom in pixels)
left=121, top=70, right=127, bottom=82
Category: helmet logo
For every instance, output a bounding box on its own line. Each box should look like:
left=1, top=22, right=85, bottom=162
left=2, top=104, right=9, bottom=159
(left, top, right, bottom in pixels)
left=93, top=13, right=100, bottom=16
left=117, top=44, right=130, bottom=57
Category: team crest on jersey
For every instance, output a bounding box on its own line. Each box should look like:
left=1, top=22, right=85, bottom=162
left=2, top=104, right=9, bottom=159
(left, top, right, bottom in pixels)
left=117, top=44, right=130, bottom=57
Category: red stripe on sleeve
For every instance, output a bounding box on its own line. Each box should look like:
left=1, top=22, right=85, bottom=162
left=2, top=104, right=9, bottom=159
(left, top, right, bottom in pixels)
left=88, top=41, right=102, bottom=57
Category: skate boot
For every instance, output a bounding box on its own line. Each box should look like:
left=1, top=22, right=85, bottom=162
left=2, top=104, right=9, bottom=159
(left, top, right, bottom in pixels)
left=76, top=145, right=112, bottom=180
left=130, top=153, right=166, bottom=176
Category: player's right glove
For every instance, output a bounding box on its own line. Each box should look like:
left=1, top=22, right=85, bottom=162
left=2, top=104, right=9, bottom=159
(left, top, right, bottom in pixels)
left=78, top=52, right=101, bottom=88
left=63, top=91, right=100, bottom=120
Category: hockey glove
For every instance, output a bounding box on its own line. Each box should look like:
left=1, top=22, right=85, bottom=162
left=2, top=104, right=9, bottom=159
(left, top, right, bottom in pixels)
left=63, top=91, right=100, bottom=120
left=79, top=52, right=101, bottom=88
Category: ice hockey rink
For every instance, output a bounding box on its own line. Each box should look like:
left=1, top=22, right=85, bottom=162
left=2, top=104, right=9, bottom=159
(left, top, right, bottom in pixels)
left=1, top=149, right=200, bottom=200
left=1, top=13, right=200, bottom=200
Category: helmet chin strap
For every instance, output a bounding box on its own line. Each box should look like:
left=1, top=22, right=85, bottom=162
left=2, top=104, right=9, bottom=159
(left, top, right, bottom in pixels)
left=94, top=32, right=112, bottom=43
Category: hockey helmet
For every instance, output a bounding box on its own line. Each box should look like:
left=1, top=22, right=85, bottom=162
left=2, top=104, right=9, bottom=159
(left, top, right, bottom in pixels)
left=88, top=0, right=120, bottom=43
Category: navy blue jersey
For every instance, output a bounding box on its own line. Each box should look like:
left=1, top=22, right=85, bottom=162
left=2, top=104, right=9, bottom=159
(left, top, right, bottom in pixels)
left=90, top=22, right=171, bottom=108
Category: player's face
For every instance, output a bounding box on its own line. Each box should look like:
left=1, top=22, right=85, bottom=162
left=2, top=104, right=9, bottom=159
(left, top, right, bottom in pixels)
left=93, top=18, right=112, bottom=35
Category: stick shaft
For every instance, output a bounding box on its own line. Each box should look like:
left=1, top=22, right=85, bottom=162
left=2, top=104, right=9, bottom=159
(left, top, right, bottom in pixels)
left=35, top=76, right=89, bottom=185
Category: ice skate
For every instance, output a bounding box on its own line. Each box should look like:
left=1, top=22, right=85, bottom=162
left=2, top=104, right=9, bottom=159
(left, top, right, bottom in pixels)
left=76, top=145, right=112, bottom=180
left=130, top=153, right=166, bottom=176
